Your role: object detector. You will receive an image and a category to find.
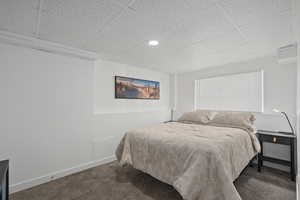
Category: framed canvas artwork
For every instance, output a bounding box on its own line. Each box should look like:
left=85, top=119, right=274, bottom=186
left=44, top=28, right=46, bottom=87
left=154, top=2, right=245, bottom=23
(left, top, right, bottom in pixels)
left=115, top=76, right=160, bottom=99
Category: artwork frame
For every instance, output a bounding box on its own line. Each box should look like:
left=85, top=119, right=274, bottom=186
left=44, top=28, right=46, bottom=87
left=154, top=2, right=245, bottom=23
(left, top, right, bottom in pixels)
left=115, top=76, right=160, bottom=100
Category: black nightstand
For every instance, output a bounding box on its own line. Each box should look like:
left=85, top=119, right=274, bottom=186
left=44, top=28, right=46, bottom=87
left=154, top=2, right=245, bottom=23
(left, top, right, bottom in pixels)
left=257, top=130, right=296, bottom=181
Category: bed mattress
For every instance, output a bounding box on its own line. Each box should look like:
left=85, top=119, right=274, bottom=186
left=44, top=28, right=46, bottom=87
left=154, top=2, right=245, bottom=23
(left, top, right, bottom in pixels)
left=116, top=122, right=260, bottom=200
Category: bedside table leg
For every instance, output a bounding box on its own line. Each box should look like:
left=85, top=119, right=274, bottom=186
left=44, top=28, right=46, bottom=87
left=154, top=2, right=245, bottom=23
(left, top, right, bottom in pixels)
left=290, top=139, right=295, bottom=181
left=6, top=168, right=9, bottom=200
left=258, top=138, right=263, bottom=172
left=258, top=154, right=261, bottom=172
left=260, top=139, right=263, bottom=167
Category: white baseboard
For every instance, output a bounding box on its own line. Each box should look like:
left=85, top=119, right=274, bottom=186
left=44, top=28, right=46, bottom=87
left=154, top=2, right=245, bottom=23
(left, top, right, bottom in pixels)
left=10, top=155, right=116, bottom=194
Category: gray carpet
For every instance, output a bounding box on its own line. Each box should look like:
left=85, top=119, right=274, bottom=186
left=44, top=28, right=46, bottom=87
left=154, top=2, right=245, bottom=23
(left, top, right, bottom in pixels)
left=12, top=161, right=296, bottom=200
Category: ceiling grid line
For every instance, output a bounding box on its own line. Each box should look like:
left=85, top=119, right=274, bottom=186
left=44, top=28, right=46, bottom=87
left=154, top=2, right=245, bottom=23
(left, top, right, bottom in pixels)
left=214, top=1, right=249, bottom=43
left=35, top=0, right=44, bottom=37
left=97, top=0, right=137, bottom=34
left=114, top=0, right=137, bottom=11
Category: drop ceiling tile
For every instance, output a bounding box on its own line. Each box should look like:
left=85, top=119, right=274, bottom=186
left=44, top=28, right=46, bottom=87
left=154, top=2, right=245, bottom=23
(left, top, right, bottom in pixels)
left=39, top=0, right=125, bottom=50
left=195, top=29, right=247, bottom=53
left=218, top=0, right=260, bottom=15
left=122, top=44, right=175, bottom=65
left=168, top=45, right=219, bottom=69
left=165, top=23, right=236, bottom=52
left=179, top=6, right=236, bottom=39
left=108, top=39, right=189, bottom=71
left=218, top=0, right=282, bottom=27
left=0, top=0, right=38, bottom=36
left=113, top=0, right=134, bottom=7
left=169, top=37, right=249, bottom=71
left=128, top=0, right=190, bottom=34
left=184, top=43, right=227, bottom=59
left=170, top=43, right=275, bottom=73
left=220, top=0, right=278, bottom=12
left=184, top=0, right=216, bottom=11
left=239, top=11, right=294, bottom=49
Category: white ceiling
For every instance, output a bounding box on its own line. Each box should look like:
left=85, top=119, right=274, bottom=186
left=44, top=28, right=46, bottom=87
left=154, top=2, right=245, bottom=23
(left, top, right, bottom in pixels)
left=0, top=0, right=296, bottom=72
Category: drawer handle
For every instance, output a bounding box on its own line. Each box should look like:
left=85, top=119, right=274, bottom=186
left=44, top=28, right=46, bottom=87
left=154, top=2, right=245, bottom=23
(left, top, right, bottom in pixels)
left=273, top=137, right=277, bottom=143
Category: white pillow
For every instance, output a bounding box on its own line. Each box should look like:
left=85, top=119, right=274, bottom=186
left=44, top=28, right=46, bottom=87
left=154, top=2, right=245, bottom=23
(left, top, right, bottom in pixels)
left=178, top=110, right=217, bottom=124
left=208, top=110, right=256, bottom=133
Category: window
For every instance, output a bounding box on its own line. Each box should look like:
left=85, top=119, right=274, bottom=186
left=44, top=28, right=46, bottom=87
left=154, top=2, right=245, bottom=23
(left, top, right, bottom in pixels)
left=194, top=71, right=264, bottom=112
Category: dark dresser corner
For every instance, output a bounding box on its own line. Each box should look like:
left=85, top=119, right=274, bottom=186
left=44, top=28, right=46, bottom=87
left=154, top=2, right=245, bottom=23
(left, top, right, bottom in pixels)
left=0, top=160, right=9, bottom=200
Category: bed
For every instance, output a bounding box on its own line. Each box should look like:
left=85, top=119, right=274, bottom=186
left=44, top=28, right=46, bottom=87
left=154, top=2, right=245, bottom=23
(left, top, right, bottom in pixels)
left=116, top=110, right=260, bottom=200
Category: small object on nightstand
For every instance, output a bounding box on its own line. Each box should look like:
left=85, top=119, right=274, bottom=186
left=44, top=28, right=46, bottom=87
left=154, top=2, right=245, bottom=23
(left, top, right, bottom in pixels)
left=165, top=109, right=176, bottom=123
left=257, top=130, right=296, bottom=181
left=171, top=109, right=176, bottom=122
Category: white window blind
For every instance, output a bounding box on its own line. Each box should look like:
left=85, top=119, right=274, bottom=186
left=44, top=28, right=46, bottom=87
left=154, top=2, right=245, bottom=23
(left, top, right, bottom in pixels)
left=194, top=71, right=264, bottom=112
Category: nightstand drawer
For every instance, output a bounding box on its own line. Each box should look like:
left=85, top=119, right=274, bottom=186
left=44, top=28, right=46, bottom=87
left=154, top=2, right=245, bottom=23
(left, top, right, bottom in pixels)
left=260, top=134, right=290, bottom=145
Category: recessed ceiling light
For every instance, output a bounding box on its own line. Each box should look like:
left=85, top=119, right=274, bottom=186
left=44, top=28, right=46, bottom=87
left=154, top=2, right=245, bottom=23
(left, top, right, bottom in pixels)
left=148, top=40, right=159, bottom=46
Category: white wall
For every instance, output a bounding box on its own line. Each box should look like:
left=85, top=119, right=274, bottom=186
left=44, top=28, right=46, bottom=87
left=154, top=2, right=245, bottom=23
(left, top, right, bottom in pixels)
left=295, top=0, right=300, bottom=196
left=0, top=42, right=171, bottom=193
left=0, top=43, right=95, bottom=192
left=92, top=59, right=171, bottom=162
left=94, top=60, right=170, bottom=114
left=297, top=39, right=300, bottom=198
left=174, top=56, right=297, bottom=170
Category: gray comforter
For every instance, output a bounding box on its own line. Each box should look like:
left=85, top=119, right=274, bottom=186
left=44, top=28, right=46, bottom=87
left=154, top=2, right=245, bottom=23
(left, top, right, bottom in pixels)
left=116, top=122, right=260, bottom=200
